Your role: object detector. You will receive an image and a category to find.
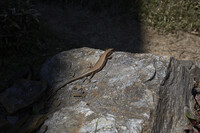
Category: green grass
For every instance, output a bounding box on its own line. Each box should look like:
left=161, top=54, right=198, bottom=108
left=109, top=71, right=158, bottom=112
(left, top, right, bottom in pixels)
left=139, top=0, right=200, bottom=34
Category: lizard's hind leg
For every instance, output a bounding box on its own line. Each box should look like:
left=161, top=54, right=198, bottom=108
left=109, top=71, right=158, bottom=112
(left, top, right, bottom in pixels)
left=89, top=72, right=95, bottom=79
left=107, top=54, right=113, bottom=59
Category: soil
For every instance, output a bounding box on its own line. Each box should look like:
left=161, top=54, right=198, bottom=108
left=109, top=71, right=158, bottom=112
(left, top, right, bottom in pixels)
left=36, top=2, right=200, bottom=62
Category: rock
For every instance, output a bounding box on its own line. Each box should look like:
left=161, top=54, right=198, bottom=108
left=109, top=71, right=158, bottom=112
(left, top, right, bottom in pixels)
left=7, top=115, right=19, bottom=125
left=0, top=115, right=9, bottom=133
left=0, top=66, right=33, bottom=93
left=0, top=81, right=8, bottom=93
left=8, top=114, right=30, bottom=133
left=10, top=66, right=33, bottom=81
left=18, top=115, right=47, bottom=133
left=0, top=79, right=47, bottom=114
left=40, top=47, right=199, bottom=133
left=39, top=124, right=48, bottom=133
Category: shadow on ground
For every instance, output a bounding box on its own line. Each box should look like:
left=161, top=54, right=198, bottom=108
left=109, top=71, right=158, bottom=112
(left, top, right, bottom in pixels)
left=36, top=1, right=143, bottom=53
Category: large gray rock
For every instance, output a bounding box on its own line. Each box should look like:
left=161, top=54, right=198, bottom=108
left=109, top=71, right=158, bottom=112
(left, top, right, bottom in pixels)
left=40, top=47, right=198, bottom=133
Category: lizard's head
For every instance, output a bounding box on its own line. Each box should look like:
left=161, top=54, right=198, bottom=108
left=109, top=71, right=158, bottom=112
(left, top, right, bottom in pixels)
left=106, top=48, right=113, bottom=57
left=107, top=48, right=114, bottom=51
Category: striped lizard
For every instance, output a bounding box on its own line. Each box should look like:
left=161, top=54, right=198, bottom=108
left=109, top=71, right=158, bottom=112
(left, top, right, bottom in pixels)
left=49, top=48, right=113, bottom=98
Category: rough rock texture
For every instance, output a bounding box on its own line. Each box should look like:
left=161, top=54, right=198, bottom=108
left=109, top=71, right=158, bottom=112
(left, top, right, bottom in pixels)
left=0, top=79, right=47, bottom=114
left=40, top=47, right=199, bottom=133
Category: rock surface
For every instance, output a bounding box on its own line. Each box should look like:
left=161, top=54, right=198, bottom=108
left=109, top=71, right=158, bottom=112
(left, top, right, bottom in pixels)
left=0, top=79, right=47, bottom=114
left=40, top=47, right=199, bottom=133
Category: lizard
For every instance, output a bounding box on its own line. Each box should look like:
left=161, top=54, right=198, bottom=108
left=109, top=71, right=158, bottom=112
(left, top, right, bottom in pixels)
left=48, top=48, right=113, bottom=99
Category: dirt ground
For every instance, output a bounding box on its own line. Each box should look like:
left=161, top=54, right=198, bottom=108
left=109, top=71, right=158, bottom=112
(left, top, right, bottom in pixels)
left=36, top=2, right=200, bottom=62
left=143, top=28, right=200, bottom=62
